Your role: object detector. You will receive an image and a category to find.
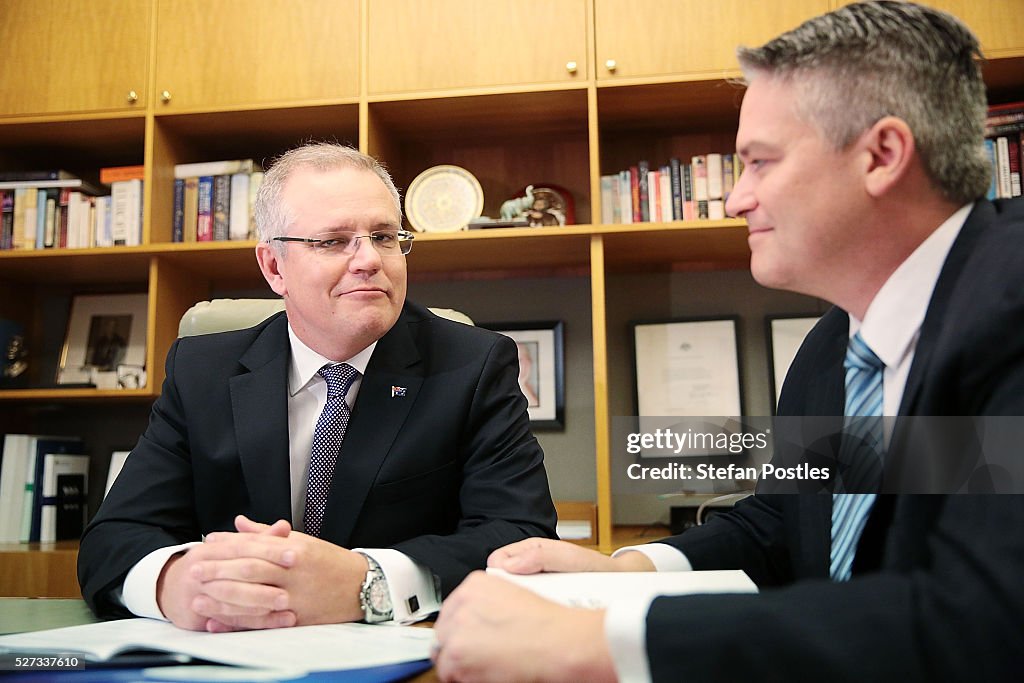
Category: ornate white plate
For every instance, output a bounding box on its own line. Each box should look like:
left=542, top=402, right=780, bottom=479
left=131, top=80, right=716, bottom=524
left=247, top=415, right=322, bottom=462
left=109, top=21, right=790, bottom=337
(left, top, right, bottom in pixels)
left=404, top=165, right=484, bottom=233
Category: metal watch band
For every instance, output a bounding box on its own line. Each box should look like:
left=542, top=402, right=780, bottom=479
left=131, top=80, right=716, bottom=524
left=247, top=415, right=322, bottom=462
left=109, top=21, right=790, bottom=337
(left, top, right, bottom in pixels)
left=357, top=553, right=393, bottom=623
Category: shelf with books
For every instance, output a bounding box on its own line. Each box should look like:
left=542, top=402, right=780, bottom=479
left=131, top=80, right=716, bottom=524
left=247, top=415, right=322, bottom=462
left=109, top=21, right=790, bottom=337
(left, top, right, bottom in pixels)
left=149, top=104, right=361, bottom=245
left=0, top=115, right=145, bottom=179
left=0, top=2, right=1021, bottom=565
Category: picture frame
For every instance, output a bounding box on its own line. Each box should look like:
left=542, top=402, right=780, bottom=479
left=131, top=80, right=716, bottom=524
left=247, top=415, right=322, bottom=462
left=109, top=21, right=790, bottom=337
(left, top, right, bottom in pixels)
left=630, top=317, right=744, bottom=459
left=57, top=293, right=148, bottom=389
left=631, top=316, right=743, bottom=418
left=766, top=315, right=821, bottom=413
left=481, top=320, right=565, bottom=430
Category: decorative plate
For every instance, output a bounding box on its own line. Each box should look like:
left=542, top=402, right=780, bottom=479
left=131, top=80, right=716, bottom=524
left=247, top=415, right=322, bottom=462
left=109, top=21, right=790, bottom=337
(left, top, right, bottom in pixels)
left=405, top=165, right=484, bottom=233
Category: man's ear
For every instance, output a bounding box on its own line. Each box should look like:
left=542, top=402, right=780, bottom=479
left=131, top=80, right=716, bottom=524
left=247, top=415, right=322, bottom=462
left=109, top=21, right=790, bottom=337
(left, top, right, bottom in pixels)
left=861, top=115, right=916, bottom=198
left=255, top=243, right=288, bottom=297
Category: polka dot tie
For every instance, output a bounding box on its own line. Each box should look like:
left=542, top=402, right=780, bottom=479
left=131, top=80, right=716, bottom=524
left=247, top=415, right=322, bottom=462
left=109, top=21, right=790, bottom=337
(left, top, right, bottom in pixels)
left=303, top=363, right=359, bottom=537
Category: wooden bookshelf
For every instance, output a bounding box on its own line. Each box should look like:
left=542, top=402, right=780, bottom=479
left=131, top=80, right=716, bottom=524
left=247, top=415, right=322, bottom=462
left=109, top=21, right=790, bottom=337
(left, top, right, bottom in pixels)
left=1, top=2, right=1022, bottom=592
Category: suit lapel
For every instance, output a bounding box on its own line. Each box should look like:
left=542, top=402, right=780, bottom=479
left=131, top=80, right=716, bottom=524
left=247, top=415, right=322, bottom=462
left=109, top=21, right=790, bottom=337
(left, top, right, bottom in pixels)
left=897, top=202, right=990, bottom=416
left=319, top=313, right=424, bottom=546
left=229, top=314, right=293, bottom=525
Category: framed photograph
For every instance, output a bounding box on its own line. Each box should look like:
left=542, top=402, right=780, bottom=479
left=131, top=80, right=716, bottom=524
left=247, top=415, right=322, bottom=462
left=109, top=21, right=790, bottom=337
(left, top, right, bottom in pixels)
left=58, top=293, right=148, bottom=389
left=766, top=315, right=821, bottom=412
left=632, top=317, right=743, bottom=418
left=481, top=321, right=565, bottom=430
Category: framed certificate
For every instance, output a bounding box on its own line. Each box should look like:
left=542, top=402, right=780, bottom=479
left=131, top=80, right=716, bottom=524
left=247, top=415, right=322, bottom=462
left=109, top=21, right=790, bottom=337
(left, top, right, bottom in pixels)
left=766, top=315, right=821, bottom=412
left=631, top=317, right=743, bottom=417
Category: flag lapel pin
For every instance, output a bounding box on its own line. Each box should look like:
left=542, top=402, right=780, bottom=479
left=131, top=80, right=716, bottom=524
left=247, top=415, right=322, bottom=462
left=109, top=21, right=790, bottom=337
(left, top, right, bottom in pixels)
left=391, top=385, right=407, bottom=397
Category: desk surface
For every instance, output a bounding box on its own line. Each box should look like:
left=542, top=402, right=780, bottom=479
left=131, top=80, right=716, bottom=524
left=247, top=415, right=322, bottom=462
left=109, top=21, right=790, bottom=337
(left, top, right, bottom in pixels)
left=0, top=598, right=97, bottom=635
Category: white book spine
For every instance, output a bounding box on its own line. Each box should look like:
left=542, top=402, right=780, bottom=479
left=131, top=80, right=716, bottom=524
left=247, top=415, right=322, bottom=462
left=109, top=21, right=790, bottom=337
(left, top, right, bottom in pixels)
left=646, top=170, right=659, bottom=223
left=706, top=153, right=724, bottom=200
left=600, top=175, right=615, bottom=224
left=659, top=173, right=672, bottom=222
left=22, top=188, right=38, bottom=249
left=0, top=435, right=30, bottom=543
left=995, top=136, right=1012, bottom=198
left=229, top=172, right=250, bottom=240
left=619, top=172, right=633, bottom=224
left=174, top=159, right=257, bottom=179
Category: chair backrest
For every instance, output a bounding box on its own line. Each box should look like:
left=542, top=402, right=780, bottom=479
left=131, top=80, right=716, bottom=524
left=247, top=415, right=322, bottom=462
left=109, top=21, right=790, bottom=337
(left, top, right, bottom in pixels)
left=178, top=298, right=473, bottom=337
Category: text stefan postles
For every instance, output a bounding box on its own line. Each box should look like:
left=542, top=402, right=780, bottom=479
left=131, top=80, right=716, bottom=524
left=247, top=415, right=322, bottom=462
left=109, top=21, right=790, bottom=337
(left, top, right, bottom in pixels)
left=627, top=463, right=830, bottom=481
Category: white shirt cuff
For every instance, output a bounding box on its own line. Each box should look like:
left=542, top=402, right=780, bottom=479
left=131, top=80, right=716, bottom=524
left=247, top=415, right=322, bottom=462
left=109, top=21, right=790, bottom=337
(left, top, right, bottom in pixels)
left=605, top=596, right=656, bottom=683
left=354, top=548, right=440, bottom=624
left=122, top=542, right=200, bottom=620
left=612, top=542, right=693, bottom=572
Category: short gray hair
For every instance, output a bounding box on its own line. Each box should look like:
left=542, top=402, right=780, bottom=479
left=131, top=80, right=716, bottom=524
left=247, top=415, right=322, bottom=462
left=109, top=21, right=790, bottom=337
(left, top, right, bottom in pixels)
left=254, top=142, right=402, bottom=242
left=737, top=1, right=990, bottom=204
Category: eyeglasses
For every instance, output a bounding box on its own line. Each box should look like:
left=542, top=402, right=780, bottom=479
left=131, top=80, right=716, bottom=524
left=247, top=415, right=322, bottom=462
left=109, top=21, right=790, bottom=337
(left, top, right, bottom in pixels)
left=271, top=230, right=414, bottom=256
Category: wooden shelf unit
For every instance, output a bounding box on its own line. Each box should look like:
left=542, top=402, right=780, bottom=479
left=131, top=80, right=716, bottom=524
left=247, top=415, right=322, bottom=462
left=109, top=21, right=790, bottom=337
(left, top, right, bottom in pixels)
left=1, top=2, right=1022, bottom=594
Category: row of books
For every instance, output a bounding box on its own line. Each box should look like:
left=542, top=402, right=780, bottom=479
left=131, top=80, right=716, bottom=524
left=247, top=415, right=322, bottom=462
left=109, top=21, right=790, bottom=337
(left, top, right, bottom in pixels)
left=0, top=166, right=144, bottom=250
left=171, top=159, right=264, bottom=243
left=0, top=434, right=90, bottom=544
left=600, top=153, right=742, bottom=225
left=986, top=101, right=1023, bottom=200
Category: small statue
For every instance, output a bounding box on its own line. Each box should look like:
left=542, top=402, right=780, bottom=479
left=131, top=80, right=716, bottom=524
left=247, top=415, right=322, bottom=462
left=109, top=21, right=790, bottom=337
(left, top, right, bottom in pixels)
left=3, top=333, right=28, bottom=380
left=524, top=194, right=565, bottom=227
left=500, top=185, right=535, bottom=221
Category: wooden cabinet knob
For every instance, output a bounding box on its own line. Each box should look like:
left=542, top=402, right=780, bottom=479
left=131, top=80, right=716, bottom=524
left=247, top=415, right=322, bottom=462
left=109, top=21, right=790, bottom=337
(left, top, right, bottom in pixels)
left=127, top=90, right=138, bottom=103
left=605, top=59, right=617, bottom=72
left=161, top=90, right=172, bottom=103
left=566, top=61, right=578, bottom=74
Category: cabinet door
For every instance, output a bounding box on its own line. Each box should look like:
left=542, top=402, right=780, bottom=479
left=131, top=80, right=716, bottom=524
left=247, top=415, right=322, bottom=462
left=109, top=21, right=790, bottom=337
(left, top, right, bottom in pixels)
left=153, top=0, right=359, bottom=111
left=368, top=0, right=588, bottom=95
left=594, top=0, right=828, bottom=81
left=920, top=1, right=1024, bottom=55
left=0, top=0, right=150, bottom=117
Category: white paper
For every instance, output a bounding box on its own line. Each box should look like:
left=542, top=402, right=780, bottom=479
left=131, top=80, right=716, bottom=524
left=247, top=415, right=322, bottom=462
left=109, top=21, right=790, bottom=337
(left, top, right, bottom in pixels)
left=555, top=520, right=593, bottom=540
left=0, top=619, right=434, bottom=674
left=487, top=568, right=756, bottom=609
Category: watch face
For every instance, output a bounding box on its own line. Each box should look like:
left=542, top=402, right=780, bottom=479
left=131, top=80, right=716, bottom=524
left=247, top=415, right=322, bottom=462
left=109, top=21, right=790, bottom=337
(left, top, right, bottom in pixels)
left=369, top=577, right=391, bottom=613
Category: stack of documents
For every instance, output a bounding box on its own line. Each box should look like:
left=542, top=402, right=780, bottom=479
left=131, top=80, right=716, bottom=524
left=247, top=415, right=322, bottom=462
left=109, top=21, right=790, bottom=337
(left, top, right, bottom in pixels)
left=0, top=619, right=433, bottom=678
left=487, top=568, right=757, bottom=609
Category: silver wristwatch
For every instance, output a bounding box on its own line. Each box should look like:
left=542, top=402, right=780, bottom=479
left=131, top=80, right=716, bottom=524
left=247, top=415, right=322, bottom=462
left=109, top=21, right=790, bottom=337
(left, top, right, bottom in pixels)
left=358, top=554, right=393, bottom=623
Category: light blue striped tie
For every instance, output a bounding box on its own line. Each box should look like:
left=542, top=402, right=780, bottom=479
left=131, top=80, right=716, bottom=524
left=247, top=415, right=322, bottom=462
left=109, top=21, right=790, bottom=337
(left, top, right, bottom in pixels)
left=830, top=332, right=884, bottom=581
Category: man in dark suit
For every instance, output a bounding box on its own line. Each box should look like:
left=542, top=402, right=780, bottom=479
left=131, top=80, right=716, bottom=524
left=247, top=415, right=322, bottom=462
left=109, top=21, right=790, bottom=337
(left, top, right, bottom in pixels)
left=78, top=143, right=557, bottom=631
left=432, top=3, right=1024, bottom=681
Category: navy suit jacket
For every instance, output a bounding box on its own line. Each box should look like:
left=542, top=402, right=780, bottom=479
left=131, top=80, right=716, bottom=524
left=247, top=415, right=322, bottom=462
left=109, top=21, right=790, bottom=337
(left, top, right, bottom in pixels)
left=78, top=301, right=557, bottom=617
left=645, top=199, right=1024, bottom=681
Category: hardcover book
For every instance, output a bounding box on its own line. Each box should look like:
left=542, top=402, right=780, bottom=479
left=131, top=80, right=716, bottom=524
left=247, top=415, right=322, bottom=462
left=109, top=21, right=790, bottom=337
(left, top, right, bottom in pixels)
left=39, top=453, right=89, bottom=542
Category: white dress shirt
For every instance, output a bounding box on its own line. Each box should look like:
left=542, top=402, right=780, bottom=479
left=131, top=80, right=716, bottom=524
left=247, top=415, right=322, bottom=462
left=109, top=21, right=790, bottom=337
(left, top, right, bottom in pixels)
left=602, top=204, right=972, bottom=682
left=121, top=323, right=440, bottom=624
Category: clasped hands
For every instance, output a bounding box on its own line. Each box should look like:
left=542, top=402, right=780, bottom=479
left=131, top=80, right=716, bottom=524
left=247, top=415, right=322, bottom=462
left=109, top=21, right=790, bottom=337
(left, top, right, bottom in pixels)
left=157, top=514, right=367, bottom=632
